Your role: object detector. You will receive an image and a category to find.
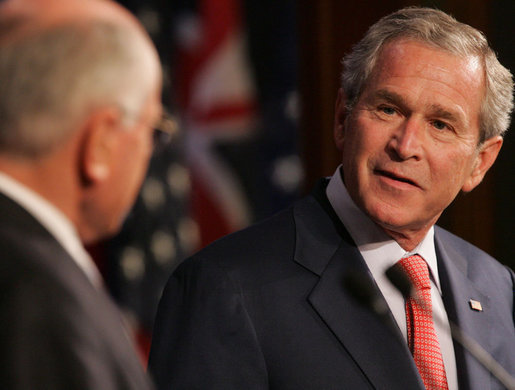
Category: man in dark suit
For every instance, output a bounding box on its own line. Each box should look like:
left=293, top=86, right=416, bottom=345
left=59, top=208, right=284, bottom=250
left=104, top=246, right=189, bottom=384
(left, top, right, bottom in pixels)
left=149, top=7, right=514, bottom=390
left=0, top=0, right=164, bottom=388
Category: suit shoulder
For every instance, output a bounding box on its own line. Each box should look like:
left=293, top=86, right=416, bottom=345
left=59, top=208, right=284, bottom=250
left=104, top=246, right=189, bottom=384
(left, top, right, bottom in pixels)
left=172, top=205, right=301, bottom=290
left=193, top=206, right=295, bottom=263
left=435, top=226, right=499, bottom=263
left=0, top=234, right=87, bottom=322
left=0, top=227, right=101, bottom=332
left=435, top=226, right=513, bottom=282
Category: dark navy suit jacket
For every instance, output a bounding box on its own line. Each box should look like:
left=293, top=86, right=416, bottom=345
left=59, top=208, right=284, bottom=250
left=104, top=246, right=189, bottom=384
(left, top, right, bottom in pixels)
left=149, top=183, right=515, bottom=389
left=0, top=193, right=153, bottom=389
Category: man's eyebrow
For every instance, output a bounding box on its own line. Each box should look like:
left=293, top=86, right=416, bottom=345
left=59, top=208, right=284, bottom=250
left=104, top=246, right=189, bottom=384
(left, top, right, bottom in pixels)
left=427, top=104, right=463, bottom=125
left=372, top=89, right=465, bottom=125
left=373, top=89, right=405, bottom=105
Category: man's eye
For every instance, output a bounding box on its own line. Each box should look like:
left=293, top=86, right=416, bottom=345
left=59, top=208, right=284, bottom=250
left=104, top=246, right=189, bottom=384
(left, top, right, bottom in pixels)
left=380, top=106, right=396, bottom=115
left=432, top=120, right=448, bottom=130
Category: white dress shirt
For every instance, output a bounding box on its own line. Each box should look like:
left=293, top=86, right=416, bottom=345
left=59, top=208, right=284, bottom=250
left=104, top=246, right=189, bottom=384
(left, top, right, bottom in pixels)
left=0, top=172, right=102, bottom=288
left=326, top=166, right=458, bottom=390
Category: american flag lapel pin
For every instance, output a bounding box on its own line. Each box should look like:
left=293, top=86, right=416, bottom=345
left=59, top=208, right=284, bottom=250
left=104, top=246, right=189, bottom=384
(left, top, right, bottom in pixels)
left=469, top=299, right=483, bottom=312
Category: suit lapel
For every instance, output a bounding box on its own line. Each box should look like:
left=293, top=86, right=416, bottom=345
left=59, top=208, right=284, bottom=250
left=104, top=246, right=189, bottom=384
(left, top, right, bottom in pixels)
left=293, top=192, right=425, bottom=390
left=435, top=231, right=494, bottom=390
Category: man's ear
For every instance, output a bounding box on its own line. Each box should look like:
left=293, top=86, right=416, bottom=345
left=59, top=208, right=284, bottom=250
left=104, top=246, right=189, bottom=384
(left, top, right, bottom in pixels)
left=462, top=135, right=503, bottom=192
left=79, top=107, right=122, bottom=184
left=334, top=88, right=348, bottom=151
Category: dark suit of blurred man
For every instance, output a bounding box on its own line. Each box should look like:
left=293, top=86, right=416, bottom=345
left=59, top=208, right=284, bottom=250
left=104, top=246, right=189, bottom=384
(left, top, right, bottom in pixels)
left=0, top=0, right=163, bottom=388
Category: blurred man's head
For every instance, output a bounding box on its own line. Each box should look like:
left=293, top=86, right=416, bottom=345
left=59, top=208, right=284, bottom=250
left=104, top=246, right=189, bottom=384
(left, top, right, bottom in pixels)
left=0, top=0, right=163, bottom=242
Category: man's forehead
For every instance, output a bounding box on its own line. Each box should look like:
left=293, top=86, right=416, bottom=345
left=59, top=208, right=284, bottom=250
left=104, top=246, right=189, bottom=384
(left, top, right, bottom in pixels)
left=370, top=39, right=485, bottom=98
left=376, top=38, right=483, bottom=76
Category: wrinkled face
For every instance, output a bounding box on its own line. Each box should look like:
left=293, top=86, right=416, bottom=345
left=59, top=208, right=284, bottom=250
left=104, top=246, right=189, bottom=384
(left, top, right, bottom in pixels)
left=335, top=39, right=494, bottom=245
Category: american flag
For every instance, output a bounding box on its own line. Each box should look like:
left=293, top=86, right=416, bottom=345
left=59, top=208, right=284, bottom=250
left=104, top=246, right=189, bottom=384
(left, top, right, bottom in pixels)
left=96, top=0, right=301, bottom=358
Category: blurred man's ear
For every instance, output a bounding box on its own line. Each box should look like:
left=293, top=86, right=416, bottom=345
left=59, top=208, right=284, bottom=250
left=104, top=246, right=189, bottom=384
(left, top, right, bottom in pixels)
left=80, top=107, right=122, bottom=185
left=462, top=135, right=503, bottom=193
left=334, top=88, right=348, bottom=151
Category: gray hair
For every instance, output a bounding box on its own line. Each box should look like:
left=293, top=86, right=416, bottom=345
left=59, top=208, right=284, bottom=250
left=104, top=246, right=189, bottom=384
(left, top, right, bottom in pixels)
left=342, top=7, right=514, bottom=142
left=0, top=17, right=160, bottom=157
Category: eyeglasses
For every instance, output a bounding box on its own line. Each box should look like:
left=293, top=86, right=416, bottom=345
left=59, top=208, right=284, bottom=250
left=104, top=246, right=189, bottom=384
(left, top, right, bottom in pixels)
left=153, top=110, right=179, bottom=150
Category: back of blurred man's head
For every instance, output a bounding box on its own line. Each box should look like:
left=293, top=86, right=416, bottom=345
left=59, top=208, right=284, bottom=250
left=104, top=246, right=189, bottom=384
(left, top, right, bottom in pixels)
left=0, top=0, right=163, bottom=243
left=0, top=0, right=161, bottom=158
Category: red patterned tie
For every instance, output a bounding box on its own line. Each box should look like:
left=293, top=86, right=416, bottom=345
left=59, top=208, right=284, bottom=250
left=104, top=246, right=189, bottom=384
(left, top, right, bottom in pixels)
left=398, top=255, right=449, bottom=390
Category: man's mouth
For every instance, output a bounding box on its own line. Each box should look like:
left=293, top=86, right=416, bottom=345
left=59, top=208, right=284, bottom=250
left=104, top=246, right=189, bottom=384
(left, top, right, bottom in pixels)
left=376, top=170, right=418, bottom=187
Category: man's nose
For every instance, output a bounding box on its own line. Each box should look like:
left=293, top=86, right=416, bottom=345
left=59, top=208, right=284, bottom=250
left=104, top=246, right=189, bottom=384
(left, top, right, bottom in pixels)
left=387, top=117, right=423, bottom=161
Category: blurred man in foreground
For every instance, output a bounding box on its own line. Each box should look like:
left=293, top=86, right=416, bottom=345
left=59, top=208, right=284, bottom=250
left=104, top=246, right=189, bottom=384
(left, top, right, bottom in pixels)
left=0, top=0, right=162, bottom=388
left=149, top=7, right=514, bottom=390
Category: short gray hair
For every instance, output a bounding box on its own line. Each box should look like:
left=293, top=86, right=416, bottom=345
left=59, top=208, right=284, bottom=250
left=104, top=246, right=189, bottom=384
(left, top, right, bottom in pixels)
left=0, top=17, right=160, bottom=157
left=342, top=7, right=514, bottom=142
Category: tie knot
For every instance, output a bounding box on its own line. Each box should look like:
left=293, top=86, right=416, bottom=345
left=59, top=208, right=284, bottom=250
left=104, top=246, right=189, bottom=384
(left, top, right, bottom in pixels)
left=397, top=254, right=431, bottom=291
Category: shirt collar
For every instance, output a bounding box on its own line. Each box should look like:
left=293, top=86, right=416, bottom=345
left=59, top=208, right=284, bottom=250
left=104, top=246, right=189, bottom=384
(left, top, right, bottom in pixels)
left=326, top=166, right=442, bottom=292
left=0, top=171, right=102, bottom=288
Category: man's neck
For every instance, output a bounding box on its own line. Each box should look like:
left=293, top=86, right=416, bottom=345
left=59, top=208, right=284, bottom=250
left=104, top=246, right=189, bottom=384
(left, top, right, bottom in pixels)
left=377, top=215, right=440, bottom=252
